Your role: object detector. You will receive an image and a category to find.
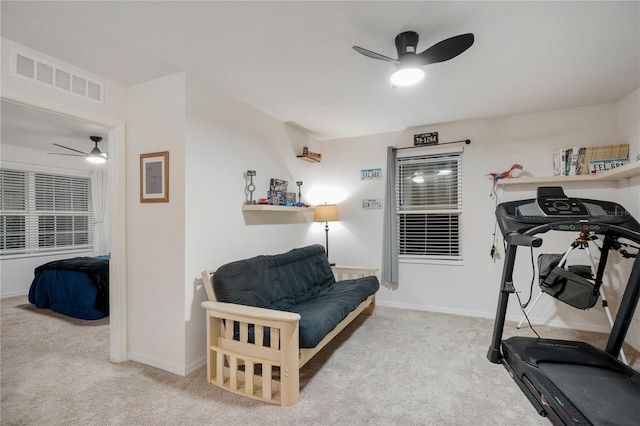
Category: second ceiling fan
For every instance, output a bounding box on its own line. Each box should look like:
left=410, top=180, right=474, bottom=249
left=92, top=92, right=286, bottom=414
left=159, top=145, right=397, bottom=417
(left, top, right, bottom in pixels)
left=50, top=135, right=107, bottom=164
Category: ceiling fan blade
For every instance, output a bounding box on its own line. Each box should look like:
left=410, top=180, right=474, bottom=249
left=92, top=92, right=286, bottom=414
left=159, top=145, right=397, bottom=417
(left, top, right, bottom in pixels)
left=48, top=152, right=86, bottom=157
left=418, top=33, right=475, bottom=65
left=352, top=46, right=398, bottom=63
left=52, top=143, right=88, bottom=155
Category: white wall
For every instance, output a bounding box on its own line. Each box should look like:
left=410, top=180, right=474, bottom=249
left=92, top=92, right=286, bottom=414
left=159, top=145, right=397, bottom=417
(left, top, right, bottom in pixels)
left=317, top=98, right=640, bottom=348
left=126, top=73, right=187, bottom=374
left=126, top=72, right=324, bottom=375
left=184, top=74, right=322, bottom=372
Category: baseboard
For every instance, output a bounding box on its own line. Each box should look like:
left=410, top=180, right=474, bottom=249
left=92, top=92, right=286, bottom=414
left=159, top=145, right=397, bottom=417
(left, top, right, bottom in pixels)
left=127, top=351, right=187, bottom=377
left=1, top=290, right=29, bottom=299
left=377, top=300, right=496, bottom=320
left=127, top=351, right=206, bottom=377
left=376, top=300, right=637, bottom=349
left=185, top=356, right=206, bottom=376
left=510, top=314, right=613, bottom=334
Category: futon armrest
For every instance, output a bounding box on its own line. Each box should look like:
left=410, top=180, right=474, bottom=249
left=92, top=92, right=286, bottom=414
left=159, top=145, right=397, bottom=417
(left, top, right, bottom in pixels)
left=201, top=301, right=300, bottom=323
left=331, top=265, right=377, bottom=280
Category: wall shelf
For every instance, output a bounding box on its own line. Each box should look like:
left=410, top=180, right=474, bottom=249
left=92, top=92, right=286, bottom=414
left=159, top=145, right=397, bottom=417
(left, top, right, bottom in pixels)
left=296, top=155, right=321, bottom=163
left=242, top=205, right=315, bottom=212
left=496, top=161, right=640, bottom=186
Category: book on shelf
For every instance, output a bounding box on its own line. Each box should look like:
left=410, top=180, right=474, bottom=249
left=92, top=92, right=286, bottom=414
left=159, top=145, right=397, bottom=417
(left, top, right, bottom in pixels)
left=553, top=149, right=565, bottom=176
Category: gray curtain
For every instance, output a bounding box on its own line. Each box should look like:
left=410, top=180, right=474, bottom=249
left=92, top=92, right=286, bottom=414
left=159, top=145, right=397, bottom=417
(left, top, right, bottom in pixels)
left=381, top=146, right=398, bottom=289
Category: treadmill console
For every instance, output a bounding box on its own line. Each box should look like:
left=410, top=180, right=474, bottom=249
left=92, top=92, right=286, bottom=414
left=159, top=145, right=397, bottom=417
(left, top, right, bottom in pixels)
left=535, top=186, right=589, bottom=217
left=496, top=186, right=640, bottom=240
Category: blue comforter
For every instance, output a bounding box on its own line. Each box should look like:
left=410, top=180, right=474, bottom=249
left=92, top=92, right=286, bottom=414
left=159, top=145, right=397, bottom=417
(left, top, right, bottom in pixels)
left=28, top=256, right=109, bottom=320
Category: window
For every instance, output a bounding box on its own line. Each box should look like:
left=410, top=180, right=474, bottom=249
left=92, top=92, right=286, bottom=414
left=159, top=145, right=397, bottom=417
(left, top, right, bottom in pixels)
left=396, top=148, right=463, bottom=262
left=0, top=167, right=92, bottom=256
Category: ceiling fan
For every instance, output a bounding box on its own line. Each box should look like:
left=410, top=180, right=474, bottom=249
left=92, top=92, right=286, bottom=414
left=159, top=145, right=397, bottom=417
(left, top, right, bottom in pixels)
left=353, top=31, right=474, bottom=86
left=50, top=136, right=107, bottom=164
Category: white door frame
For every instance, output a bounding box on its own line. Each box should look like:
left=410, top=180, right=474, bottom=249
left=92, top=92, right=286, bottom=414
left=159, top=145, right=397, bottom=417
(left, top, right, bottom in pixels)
left=2, top=87, right=128, bottom=362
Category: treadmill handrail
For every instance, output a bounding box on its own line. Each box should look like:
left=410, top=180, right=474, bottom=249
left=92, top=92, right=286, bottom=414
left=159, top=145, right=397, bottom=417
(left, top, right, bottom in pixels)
left=506, top=233, right=543, bottom=247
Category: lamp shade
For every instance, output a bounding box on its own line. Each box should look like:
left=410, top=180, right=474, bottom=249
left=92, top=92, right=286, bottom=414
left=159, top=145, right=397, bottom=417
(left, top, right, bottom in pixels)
left=314, top=204, right=339, bottom=222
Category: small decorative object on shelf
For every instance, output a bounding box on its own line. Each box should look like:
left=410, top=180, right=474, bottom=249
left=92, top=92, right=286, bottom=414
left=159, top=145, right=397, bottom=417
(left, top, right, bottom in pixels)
left=487, top=164, right=524, bottom=198
left=297, top=146, right=322, bottom=163
left=296, top=181, right=303, bottom=201
left=486, top=164, right=523, bottom=183
left=268, top=178, right=288, bottom=205
left=244, top=170, right=256, bottom=205
left=282, top=192, right=297, bottom=206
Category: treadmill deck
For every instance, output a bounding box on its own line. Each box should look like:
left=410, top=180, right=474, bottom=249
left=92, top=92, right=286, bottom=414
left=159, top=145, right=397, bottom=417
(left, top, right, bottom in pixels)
left=502, top=336, right=640, bottom=425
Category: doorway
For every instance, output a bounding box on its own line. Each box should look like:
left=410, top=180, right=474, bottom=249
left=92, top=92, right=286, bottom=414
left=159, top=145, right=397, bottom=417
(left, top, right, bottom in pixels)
left=1, top=93, right=127, bottom=362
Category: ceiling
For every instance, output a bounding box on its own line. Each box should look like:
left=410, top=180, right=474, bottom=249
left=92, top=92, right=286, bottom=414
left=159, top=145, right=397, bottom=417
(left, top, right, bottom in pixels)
left=1, top=101, right=109, bottom=155
left=1, top=1, right=639, bottom=147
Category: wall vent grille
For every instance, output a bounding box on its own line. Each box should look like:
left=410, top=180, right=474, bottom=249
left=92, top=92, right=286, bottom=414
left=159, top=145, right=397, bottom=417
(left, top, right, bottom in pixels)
left=10, top=48, right=104, bottom=104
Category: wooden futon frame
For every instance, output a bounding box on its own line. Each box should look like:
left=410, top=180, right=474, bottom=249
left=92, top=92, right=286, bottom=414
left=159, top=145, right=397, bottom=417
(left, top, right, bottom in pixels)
left=200, top=266, right=377, bottom=406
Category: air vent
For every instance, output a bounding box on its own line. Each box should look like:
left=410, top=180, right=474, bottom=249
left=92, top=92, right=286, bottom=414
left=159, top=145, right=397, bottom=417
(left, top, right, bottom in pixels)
left=11, top=48, right=104, bottom=104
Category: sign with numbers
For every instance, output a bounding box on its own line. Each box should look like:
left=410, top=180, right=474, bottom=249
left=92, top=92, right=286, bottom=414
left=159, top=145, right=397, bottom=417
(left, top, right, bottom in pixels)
left=361, top=168, right=382, bottom=180
left=362, top=199, right=383, bottom=210
left=414, top=132, right=439, bottom=146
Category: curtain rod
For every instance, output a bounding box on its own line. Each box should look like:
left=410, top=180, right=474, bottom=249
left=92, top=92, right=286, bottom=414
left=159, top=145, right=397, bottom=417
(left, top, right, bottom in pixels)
left=393, top=139, right=471, bottom=151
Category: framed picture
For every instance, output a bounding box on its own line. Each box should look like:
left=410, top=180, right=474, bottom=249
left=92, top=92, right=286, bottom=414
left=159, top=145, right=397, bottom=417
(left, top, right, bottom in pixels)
left=140, top=151, right=169, bottom=203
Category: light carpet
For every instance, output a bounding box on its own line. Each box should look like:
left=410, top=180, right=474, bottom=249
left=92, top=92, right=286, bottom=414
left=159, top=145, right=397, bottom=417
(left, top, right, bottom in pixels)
left=1, top=295, right=638, bottom=425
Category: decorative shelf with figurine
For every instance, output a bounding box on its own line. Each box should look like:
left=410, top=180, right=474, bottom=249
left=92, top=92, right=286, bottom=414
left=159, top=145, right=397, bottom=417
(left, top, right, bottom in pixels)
left=243, top=172, right=311, bottom=212
left=297, top=155, right=321, bottom=163
left=297, top=146, right=322, bottom=163
left=242, top=204, right=315, bottom=212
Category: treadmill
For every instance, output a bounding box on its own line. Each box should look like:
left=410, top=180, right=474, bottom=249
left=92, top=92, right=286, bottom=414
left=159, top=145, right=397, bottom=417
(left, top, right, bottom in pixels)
left=487, top=186, right=640, bottom=425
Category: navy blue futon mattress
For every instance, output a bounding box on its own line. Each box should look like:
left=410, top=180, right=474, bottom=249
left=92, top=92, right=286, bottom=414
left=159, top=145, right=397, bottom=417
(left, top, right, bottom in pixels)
left=213, top=245, right=379, bottom=348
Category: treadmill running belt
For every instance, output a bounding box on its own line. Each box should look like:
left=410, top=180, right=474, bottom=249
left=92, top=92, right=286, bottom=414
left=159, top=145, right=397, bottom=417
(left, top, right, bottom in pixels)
left=539, top=363, right=640, bottom=425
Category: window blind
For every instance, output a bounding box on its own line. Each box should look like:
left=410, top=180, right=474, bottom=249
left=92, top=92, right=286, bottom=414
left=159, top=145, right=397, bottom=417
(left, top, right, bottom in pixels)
left=0, top=168, right=93, bottom=255
left=0, top=169, right=27, bottom=251
left=396, top=150, right=463, bottom=261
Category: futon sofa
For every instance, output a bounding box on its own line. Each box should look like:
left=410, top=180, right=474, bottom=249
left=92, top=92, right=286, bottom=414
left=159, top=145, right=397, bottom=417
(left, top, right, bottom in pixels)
left=201, top=244, right=379, bottom=406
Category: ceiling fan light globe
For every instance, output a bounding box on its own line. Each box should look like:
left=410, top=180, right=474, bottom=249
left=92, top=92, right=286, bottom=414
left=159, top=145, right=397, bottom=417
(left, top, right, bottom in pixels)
left=390, top=67, right=424, bottom=86
left=87, top=155, right=106, bottom=164
left=87, top=147, right=106, bottom=164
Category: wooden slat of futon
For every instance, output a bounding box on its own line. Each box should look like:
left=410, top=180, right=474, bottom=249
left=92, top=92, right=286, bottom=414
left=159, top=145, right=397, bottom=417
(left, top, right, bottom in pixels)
left=229, top=356, right=238, bottom=390
left=245, top=360, right=254, bottom=396
left=263, top=364, right=272, bottom=399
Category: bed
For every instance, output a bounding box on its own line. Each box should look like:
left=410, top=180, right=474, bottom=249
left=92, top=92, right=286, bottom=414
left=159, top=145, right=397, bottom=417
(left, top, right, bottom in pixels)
left=28, top=255, right=109, bottom=320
